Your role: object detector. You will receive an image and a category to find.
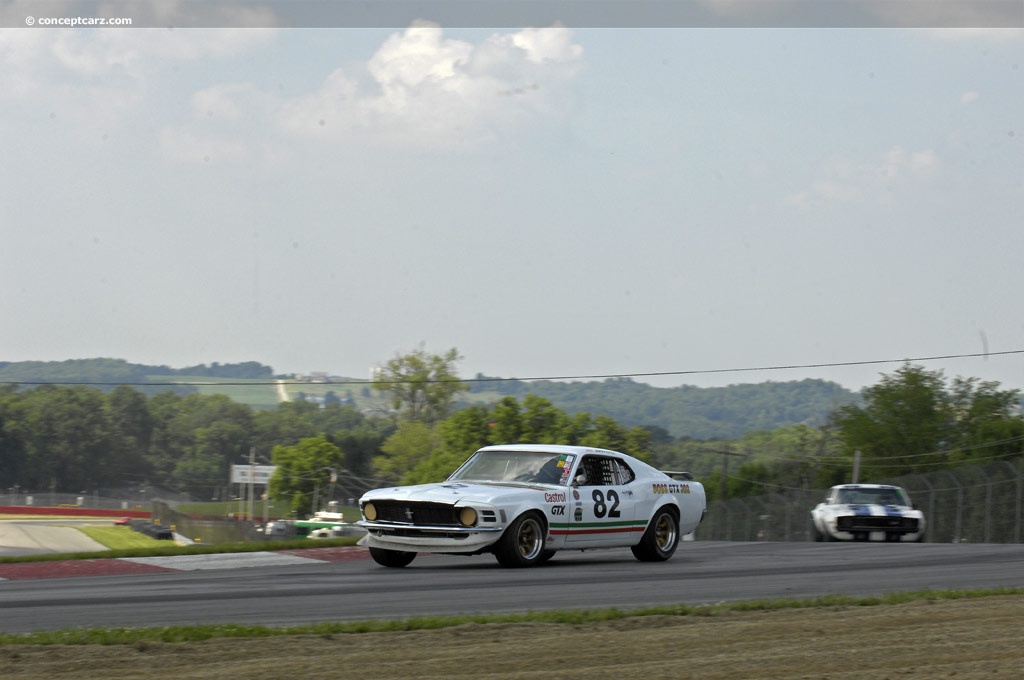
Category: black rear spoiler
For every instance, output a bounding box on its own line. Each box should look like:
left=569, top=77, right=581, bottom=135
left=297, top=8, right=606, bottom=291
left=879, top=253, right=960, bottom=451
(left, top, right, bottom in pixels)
left=662, top=470, right=694, bottom=481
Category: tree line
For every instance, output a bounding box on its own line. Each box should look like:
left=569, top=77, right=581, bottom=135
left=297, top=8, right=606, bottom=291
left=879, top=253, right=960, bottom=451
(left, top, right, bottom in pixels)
left=470, top=374, right=859, bottom=439
left=0, top=346, right=654, bottom=516
left=2, top=348, right=1021, bottom=515
left=0, top=384, right=388, bottom=503
left=652, top=364, right=1024, bottom=500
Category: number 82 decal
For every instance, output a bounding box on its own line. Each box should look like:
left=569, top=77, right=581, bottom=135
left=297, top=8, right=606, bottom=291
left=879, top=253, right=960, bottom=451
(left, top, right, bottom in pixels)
left=592, top=489, right=620, bottom=518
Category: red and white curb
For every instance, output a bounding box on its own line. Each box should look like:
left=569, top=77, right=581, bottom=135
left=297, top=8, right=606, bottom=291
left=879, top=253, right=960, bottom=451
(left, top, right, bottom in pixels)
left=0, top=546, right=370, bottom=581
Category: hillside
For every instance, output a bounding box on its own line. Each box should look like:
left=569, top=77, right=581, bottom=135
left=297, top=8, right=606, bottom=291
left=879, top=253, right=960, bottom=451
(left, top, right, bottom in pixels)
left=466, top=376, right=858, bottom=439
left=0, top=358, right=275, bottom=400
left=0, top=359, right=859, bottom=439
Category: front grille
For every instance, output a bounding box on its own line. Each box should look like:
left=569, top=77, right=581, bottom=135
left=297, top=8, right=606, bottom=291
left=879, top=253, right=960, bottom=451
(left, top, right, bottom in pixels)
left=370, top=501, right=459, bottom=526
left=379, top=527, right=471, bottom=539
left=837, top=516, right=918, bottom=532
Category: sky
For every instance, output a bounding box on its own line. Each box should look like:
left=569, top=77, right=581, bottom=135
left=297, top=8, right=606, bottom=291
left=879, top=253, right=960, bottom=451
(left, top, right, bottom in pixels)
left=1, top=1, right=1022, bottom=393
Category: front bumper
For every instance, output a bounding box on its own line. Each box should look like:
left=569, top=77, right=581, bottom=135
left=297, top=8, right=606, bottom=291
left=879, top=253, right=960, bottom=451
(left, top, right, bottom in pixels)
left=826, top=518, right=923, bottom=542
left=357, top=521, right=504, bottom=553
left=834, top=515, right=921, bottom=538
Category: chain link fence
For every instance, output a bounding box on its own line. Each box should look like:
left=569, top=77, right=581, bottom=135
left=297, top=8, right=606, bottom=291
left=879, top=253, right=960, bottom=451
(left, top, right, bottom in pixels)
left=695, top=458, right=1023, bottom=544
left=0, top=490, right=151, bottom=512
left=151, top=500, right=264, bottom=544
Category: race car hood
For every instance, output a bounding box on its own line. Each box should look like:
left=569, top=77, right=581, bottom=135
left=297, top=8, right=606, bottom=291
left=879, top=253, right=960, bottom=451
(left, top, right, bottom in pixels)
left=360, top=481, right=558, bottom=507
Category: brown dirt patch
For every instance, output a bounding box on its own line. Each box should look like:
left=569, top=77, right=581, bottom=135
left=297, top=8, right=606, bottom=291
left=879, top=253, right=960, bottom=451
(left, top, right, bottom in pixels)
left=0, top=595, right=1021, bottom=679
left=0, top=559, right=175, bottom=580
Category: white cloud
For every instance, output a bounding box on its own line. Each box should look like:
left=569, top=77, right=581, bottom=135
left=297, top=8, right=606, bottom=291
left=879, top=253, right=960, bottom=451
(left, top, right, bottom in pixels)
left=3, top=21, right=583, bottom=161
left=275, top=22, right=584, bottom=149
left=0, top=26, right=274, bottom=136
left=960, top=91, right=980, bottom=105
left=192, top=83, right=262, bottom=122
left=878, top=146, right=938, bottom=180
left=4, top=20, right=583, bottom=163
left=785, top=146, right=940, bottom=207
left=157, top=126, right=249, bottom=164
left=368, top=22, right=473, bottom=89
left=510, top=26, right=585, bottom=64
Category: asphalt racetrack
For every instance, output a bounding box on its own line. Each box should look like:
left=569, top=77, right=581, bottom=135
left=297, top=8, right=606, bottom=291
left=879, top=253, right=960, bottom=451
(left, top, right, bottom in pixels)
left=1, top=538, right=1022, bottom=634
left=0, top=520, right=108, bottom=557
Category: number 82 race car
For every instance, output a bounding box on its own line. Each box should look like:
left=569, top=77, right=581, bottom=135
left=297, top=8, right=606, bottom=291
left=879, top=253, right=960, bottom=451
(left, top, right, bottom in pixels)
left=357, top=444, right=707, bottom=568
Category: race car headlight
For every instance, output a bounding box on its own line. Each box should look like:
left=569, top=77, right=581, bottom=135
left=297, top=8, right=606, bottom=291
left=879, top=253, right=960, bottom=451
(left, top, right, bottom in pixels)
left=363, top=502, right=377, bottom=521
left=458, top=507, right=478, bottom=527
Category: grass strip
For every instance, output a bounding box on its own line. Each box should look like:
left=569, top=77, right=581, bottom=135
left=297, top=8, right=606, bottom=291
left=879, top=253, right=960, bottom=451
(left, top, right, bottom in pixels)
left=0, top=587, right=1019, bottom=646
left=73, top=525, right=167, bottom=550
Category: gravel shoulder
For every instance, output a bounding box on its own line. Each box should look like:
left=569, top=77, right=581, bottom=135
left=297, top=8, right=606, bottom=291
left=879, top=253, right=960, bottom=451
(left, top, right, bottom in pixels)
left=1, top=595, right=1020, bottom=679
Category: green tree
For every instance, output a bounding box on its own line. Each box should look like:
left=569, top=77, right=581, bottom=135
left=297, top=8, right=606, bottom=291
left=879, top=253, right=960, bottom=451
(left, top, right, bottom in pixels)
left=400, top=406, right=492, bottom=484
left=487, top=397, right=523, bottom=445
left=0, top=385, right=27, bottom=488
left=104, top=386, right=156, bottom=485
left=146, top=393, right=254, bottom=498
left=519, top=393, right=573, bottom=443
left=11, top=385, right=116, bottom=492
left=832, top=363, right=1022, bottom=479
left=397, top=396, right=658, bottom=484
left=374, top=421, right=441, bottom=484
left=330, top=424, right=392, bottom=479
left=252, top=400, right=326, bottom=452
left=269, top=435, right=345, bottom=516
left=373, top=346, right=469, bottom=423
left=174, top=419, right=250, bottom=499
left=947, top=376, right=1024, bottom=462
left=106, top=386, right=155, bottom=454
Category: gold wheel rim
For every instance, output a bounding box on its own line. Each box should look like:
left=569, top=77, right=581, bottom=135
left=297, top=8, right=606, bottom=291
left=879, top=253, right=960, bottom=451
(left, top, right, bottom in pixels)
left=655, top=514, right=676, bottom=551
left=517, top=519, right=542, bottom=558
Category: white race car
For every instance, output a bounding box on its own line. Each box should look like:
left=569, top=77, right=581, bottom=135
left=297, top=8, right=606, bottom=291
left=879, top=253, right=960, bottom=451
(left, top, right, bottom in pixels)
left=357, top=444, right=707, bottom=568
left=810, top=483, right=925, bottom=542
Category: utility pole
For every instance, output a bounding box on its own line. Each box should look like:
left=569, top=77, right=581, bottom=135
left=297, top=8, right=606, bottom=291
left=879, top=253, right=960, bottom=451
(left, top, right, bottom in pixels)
left=247, top=446, right=256, bottom=522
left=700, top=448, right=751, bottom=502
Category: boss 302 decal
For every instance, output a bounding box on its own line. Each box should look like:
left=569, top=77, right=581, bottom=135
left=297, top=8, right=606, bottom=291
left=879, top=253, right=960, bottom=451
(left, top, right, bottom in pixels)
left=652, top=483, right=690, bottom=494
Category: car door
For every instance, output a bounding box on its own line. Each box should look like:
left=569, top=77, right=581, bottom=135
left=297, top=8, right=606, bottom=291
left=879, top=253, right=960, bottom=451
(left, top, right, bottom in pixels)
left=565, top=455, right=638, bottom=546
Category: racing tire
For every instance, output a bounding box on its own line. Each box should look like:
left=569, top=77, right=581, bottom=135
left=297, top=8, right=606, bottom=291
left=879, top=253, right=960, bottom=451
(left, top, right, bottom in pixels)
left=631, top=506, right=679, bottom=562
left=493, top=512, right=547, bottom=568
left=369, top=547, right=417, bottom=568
left=538, top=549, right=557, bottom=563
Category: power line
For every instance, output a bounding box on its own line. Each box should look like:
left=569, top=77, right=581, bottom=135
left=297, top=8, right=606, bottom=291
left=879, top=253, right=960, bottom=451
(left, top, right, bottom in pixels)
left=709, top=436, right=1024, bottom=471
left=3, top=349, right=1022, bottom=387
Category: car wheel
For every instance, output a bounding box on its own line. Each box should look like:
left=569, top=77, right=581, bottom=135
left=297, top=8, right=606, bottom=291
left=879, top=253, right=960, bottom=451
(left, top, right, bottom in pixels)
left=369, top=547, right=417, bottom=568
left=493, top=512, right=547, bottom=568
left=538, top=549, right=556, bottom=563
left=811, top=522, right=825, bottom=542
left=631, top=506, right=679, bottom=562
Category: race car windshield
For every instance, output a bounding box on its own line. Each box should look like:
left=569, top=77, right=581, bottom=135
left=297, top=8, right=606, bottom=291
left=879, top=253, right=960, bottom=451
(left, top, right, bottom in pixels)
left=836, top=488, right=908, bottom=506
left=448, top=451, right=574, bottom=485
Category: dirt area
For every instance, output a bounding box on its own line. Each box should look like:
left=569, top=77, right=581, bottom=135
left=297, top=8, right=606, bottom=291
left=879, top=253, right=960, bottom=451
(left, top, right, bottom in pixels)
left=1, top=595, right=1021, bottom=679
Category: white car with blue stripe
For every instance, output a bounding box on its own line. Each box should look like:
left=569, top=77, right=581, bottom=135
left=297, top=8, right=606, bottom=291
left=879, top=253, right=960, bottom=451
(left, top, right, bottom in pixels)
left=357, top=444, right=707, bottom=568
left=811, top=483, right=925, bottom=542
